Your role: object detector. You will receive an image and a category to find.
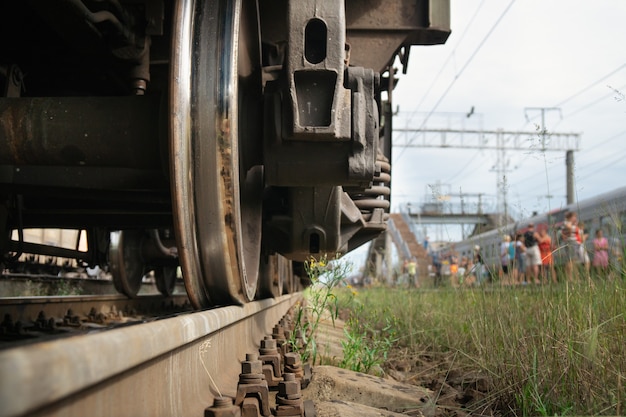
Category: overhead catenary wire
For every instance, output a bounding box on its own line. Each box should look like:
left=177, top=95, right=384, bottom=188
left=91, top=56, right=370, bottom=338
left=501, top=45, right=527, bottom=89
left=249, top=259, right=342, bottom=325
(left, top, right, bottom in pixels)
left=511, top=129, right=626, bottom=189
left=554, top=63, right=626, bottom=108
left=445, top=150, right=485, bottom=184
left=395, top=0, right=517, bottom=163
left=402, top=0, right=488, bottom=124
left=548, top=65, right=626, bottom=130
left=511, top=131, right=626, bottom=201
left=563, top=83, right=626, bottom=119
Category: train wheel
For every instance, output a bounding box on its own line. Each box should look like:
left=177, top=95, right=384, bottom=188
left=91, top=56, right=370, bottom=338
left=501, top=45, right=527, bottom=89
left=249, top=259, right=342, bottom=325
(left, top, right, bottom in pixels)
left=281, top=258, right=295, bottom=295
left=291, top=261, right=309, bottom=293
left=154, top=266, right=177, bottom=297
left=258, top=254, right=284, bottom=298
left=109, top=230, right=145, bottom=298
left=170, top=0, right=263, bottom=308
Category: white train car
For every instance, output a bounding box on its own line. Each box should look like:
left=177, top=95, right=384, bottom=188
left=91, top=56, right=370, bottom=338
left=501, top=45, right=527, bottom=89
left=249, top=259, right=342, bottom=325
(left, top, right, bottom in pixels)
left=453, top=187, right=626, bottom=275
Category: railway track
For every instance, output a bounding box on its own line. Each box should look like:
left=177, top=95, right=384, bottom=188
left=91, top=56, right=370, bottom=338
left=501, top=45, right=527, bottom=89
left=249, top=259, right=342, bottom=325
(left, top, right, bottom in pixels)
left=0, top=2, right=453, bottom=416
left=0, top=292, right=191, bottom=348
left=0, top=292, right=301, bottom=417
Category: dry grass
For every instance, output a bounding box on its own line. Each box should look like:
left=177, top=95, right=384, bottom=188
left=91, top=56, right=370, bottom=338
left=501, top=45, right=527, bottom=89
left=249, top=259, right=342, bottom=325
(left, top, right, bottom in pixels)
left=340, top=279, right=626, bottom=416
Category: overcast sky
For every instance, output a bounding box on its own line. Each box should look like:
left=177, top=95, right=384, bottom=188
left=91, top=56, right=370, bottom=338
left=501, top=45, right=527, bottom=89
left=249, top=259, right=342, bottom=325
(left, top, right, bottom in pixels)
left=388, top=0, right=626, bottom=242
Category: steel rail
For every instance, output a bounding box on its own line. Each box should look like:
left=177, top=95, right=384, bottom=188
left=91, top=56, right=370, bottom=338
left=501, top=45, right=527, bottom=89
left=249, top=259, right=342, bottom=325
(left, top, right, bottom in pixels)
left=0, top=293, right=300, bottom=417
left=0, top=293, right=190, bottom=325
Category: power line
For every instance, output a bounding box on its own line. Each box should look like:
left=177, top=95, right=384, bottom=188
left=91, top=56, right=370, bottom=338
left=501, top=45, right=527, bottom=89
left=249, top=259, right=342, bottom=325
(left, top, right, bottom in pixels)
left=550, top=83, right=626, bottom=131
left=403, top=0, right=488, bottom=123
left=445, top=150, right=484, bottom=183
left=581, top=128, right=626, bottom=152
left=395, top=0, right=517, bottom=162
left=564, top=84, right=626, bottom=118
left=554, top=62, right=626, bottom=107
left=512, top=130, right=626, bottom=198
left=507, top=129, right=626, bottom=194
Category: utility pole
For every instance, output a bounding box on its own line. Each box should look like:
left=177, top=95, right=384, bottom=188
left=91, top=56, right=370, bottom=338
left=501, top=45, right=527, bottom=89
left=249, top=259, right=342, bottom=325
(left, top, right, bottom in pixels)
left=491, top=129, right=510, bottom=227
left=524, top=107, right=575, bottom=205
left=395, top=111, right=580, bottom=218
left=566, top=150, right=575, bottom=205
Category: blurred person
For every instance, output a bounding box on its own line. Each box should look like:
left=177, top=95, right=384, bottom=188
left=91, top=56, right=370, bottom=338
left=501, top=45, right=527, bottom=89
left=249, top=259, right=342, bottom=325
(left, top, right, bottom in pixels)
left=500, top=236, right=512, bottom=285
left=524, top=223, right=541, bottom=284
left=407, top=258, right=417, bottom=288
left=432, top=251, right=443, bottom=287
left=449, top=250, right=459, bottom=287
left=515, top=234, right=526, bottom=284
left=561, top=211, right=581, bottom=282
left=459, top=256, right=470, bottom=286
left=537, top=225, right=557, bottom=284
left=592, top=229, right=609, bottom=275
left=578, top=221, right=591, bottom=278
left=473, top=244, right=488, bottom=284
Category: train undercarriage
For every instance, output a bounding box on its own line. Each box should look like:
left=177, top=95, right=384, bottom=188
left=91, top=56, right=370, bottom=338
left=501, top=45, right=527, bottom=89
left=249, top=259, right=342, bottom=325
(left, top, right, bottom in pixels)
left=0, top=0, right=450, bottom=308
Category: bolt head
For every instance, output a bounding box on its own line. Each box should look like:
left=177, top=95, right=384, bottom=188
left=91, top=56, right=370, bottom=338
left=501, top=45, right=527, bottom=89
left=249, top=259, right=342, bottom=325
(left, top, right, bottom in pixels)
left=279, top=379, right=300, bottom=396
left=284, top=352, right=301, bottom=366
left=241, top=358, right=263, bottom=374
left=261, top=338, right=277, bottom=350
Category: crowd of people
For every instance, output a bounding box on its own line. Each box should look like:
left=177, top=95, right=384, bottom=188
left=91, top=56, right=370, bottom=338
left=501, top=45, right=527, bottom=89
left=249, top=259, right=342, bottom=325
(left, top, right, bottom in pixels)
left=426, top=210, right=621, bottom=287
left=498, top=211, right=615, bottom=284
left=430, top=244, right=492, bottom=288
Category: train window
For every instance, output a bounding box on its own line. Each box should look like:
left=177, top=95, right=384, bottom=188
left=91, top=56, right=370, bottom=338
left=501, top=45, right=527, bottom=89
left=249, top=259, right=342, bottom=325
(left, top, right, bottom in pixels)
left=600, top=215, right=617, bottom=238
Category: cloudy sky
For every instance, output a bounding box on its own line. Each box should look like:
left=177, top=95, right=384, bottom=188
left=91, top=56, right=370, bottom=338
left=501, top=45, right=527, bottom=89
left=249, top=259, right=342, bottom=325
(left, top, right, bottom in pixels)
left=389, top=0, right=626, bottom=242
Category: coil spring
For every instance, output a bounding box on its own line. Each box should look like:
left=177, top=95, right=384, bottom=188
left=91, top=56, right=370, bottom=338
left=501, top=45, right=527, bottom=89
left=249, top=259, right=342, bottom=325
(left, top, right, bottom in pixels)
left=349, top=153, right=391, bottom=221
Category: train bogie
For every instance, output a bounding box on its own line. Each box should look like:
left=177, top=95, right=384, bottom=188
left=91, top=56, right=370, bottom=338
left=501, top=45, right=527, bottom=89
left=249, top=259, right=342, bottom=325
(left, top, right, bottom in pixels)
left=0, top=0, right=451, bottom=307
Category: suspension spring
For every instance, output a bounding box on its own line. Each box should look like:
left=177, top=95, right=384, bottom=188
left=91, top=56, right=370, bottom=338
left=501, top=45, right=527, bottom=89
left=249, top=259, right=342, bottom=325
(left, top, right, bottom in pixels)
left=349, top=153, right=391, bottom=221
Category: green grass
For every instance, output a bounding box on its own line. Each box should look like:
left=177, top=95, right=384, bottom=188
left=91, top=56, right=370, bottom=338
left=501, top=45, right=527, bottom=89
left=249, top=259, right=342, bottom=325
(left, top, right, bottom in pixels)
left=338, top=279, right=626, bottom=416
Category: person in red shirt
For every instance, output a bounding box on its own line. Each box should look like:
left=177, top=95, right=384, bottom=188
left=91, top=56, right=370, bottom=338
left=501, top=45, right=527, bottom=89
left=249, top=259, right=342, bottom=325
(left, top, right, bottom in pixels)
left=537, top=225, right=556, bottom=284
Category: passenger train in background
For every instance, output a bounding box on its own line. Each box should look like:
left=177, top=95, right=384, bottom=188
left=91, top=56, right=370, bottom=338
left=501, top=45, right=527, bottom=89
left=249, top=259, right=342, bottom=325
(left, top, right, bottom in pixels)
left=453, top=187, right=626, bottom=275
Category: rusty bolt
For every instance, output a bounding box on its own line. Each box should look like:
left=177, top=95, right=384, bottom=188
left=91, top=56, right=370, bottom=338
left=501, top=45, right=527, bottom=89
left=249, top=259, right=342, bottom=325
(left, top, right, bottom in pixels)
left=278, top=373, right=300, bottom=397
left=241, top=353, right=262, bottom=375
left=260, top=338, right=277, bottom=350
left=272, top=325, right=285, bottom=339
left=204, top=396, right=241, bottom=417
left=284, top=352, right=301, bottom=366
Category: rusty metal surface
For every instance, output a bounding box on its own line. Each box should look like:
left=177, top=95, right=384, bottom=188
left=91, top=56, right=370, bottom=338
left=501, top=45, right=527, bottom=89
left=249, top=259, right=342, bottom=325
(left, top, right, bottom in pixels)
left=0, top=293, right=300, bottom=417
left=0, top=97, right=161, bottom=169
left=346, top=0, right=451, bottom=73
left=169, top=0, right=264, bottom=308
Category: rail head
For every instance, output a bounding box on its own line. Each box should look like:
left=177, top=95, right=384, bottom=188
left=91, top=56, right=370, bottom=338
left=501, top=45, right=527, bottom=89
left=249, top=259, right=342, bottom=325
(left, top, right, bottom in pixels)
left=0, top=294, right=301, bottom=417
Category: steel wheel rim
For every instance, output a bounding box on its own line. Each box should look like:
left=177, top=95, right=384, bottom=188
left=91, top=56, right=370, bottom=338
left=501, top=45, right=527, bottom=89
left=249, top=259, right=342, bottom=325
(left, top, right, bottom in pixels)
left=170, top=0, right=262, bottom=308
left=258, top=254, right=285, bottom=298
left=154, top=266, right=177, bottom=297
left=109, top=230, right=144, bottom=298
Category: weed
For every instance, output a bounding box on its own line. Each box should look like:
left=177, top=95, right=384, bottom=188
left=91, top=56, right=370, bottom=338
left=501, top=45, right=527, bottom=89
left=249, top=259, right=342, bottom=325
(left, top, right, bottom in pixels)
left=348, top=280, right=626, bottom=416
left=288, top=255, right=349, bottom=365
left=55, top=279, right=82, bottom=296
left=339, top=300, right=398, bottom=374
left=199, top=339, right=222, bottom=398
